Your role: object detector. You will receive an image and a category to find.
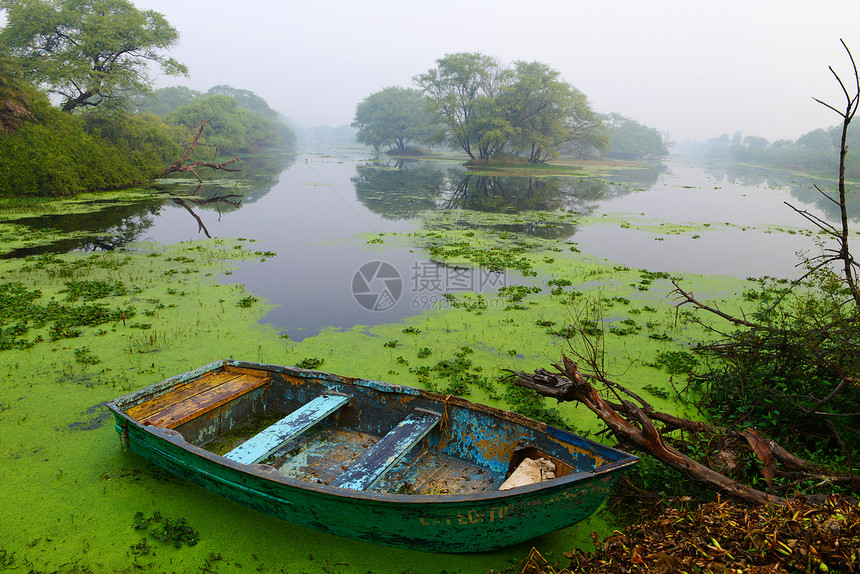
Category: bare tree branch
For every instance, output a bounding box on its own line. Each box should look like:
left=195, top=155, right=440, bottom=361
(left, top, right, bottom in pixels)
left=163, top=118, right=242, bottom=183
left=513, top=357, right=788, bottom=505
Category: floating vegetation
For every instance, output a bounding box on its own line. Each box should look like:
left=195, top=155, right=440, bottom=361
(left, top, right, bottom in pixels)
left=0, top=279, right=135, bottom=349
left=61, top=280, right=128, bottom=301
left=649, top=350, right=700, bottom=375
left=236, top=295, right=259, bottom=308
left=295, top=357, right=325, bottom=369
left=642, top=383, right=671, bottom=399
left=132, top=510, right=200, bottom=550
left=73, top=346, right=100, bottom=365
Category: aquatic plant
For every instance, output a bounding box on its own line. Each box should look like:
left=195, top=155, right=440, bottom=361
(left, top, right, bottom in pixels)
left=133, top=511, right=199, bottom=549
left=295, top=357, right=325, bottom=370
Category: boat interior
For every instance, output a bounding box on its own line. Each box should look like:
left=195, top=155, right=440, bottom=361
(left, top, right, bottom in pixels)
left=120, top=363, right=606, bottom=495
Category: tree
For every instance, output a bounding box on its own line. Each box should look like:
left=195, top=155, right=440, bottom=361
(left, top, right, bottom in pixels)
left=0, top=0, right=187, bottom=113
left=166, top=94, right=284, bottom=155
left=129, top=86, right=201, bottom=116
left=415, top=53, right=603, bottom=163
left=206, top=85, right=296, bottom=151
left=352, top=86, right=436, bottom=152
left=414, top=52, right=508, bottom=161
left=794, top=39, right=860, bottom=305
left=505, top=61, right=604, bottom=163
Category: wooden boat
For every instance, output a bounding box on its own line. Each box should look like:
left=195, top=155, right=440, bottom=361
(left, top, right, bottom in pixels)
left=107, top=360, right=637, bottom=552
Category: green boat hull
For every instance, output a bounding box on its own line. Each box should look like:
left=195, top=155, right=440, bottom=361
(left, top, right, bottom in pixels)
left=108, top=360, right=635, bottom=553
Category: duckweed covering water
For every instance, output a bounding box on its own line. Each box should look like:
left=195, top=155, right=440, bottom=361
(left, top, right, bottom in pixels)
left=0, top=189, right=792, bottom=573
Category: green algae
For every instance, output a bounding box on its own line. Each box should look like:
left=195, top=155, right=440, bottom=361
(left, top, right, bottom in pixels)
left=0, top=188, right=790, bottom=573
left=0, top=189, right=159, bottom=221
left=0, top=189, right=165, bottom=256
left=0, top=232, right=614, bottom=573
left=582, top=212, right=818, bottom=239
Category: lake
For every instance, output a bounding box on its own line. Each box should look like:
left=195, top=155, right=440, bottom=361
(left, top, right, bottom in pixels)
left=8, top=146, right=844, bottom=341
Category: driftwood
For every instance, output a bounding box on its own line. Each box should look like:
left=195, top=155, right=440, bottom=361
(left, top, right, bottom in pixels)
left=515, top=355, right=799, bottom=506
left=163, top=118, right=242, bottom=182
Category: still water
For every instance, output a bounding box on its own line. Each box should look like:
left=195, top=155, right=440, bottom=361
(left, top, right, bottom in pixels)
left=10, top=146, right=851, bottom=340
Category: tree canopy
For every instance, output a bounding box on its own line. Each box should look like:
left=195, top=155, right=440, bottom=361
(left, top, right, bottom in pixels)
left=352, top=86, right=437, bottom=152
left=0, top=0, right=187, bottom=113
left=162, top=90, right=293, bottom=155
left=505, top=61, right=606, bottom=162
left=413, top=52, right=606, bottom=163
left=414, top=52, right=507, bottom=161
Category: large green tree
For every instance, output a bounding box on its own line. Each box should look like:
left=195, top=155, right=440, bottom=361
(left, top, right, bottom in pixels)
left=415, top=53, right=604, bottom=163
left=352, top=86, right=436, bottom=152
left=129, top=85, right=201, bottom=116
left=505, top=61, right=605, bottom=163
left=414, top=52, right=509, bottom=161
left=166, top=94, right=283, bottom=155
left=0, top=0, right=187, bottom=113
left=207, top=85, right=296, bottom=150
left=602, top=113, right=668, bottom=159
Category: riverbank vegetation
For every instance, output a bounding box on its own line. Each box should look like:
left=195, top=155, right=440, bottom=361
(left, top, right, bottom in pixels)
left=0, top=0, right=295, bottom=197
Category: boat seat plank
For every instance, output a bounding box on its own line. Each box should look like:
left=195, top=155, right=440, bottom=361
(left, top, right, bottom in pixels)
left=224, top=394, right=351, bottom=465
left=330, top=410, right=441, bottom=491
left=143, top=373, right=270, bottom=429
left=127, top=371, right=245, bottom=421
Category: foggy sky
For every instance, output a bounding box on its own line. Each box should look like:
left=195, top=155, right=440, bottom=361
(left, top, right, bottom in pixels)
left=53, top=1, right=860, bottom=142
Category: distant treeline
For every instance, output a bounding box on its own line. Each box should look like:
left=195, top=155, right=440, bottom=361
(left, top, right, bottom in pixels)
left=677, top=126, right=860, bottom=179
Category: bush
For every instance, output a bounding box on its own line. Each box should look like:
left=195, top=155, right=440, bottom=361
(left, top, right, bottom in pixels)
left=0, top=92, right=179, bottom=196
left=694, top=269, right=860, bottom=464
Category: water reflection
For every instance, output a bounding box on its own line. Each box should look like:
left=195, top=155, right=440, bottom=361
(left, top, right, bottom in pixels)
left=353, top=159, right=609, bottom=229
left=698, top=161, right=860, bottom=224
left=4, top=151, right=851, bottom=338
left=352, top=160, right=447, bottom=219
left=1, top=153, right=297, bottom=256
left=155, top=153, right=298, bottom=209
left=0, top=200, right=164, bottom=258
left=441, top=173, right=605, bottom=213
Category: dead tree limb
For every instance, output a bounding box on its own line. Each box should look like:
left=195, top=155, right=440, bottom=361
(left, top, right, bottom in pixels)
left=515, top=356, right=790, bottom=506
left=163, top=118, right=242, bottom=183
left=670, top=281, right=760, bottom=329
left=798, top=39, right=860, bottom=305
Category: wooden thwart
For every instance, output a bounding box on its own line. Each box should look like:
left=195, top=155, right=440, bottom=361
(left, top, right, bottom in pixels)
left=129, top=369, right=270, bottom=429
left=330, top=409, right=441, bottom=491
left=225, top=394, right=351, bottom=465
